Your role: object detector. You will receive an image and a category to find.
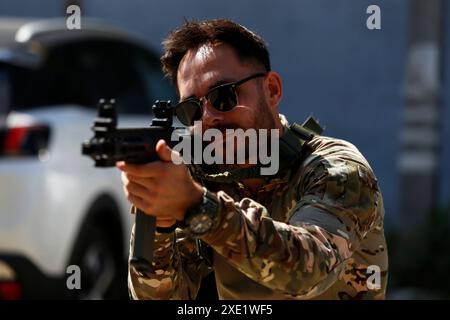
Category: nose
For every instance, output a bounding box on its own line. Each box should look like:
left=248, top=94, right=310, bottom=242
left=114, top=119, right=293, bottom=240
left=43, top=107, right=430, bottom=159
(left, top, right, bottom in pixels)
left=201, top=100, right=223, bottom=129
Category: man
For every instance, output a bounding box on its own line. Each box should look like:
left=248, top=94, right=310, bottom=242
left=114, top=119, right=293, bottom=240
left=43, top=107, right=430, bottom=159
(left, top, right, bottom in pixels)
left=117, top=19, right=388, bottom=300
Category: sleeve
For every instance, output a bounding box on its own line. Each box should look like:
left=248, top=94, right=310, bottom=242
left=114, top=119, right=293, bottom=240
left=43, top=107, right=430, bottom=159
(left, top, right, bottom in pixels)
left=128, top=223, right=212, bottom=300
left=200, top=141, right=382, bottom=299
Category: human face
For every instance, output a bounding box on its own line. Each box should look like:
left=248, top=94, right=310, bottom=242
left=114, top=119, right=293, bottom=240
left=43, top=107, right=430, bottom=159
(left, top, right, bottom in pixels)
left=177, top=43, right=282, bottom=171
left=177, top=43, right=277, bottom=133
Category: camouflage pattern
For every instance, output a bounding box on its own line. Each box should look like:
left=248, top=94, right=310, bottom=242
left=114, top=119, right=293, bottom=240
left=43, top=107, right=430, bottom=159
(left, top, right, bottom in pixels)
left=128, top=115, right=388, bottom=300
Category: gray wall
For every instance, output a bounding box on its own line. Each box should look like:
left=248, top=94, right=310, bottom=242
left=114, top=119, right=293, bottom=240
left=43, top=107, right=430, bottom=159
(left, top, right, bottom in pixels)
left=0, top=0, right=424, bottom=228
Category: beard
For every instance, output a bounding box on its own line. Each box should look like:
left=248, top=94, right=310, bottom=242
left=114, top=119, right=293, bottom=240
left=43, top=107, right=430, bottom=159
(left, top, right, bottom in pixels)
left=214, top=97, right=276, bottom=174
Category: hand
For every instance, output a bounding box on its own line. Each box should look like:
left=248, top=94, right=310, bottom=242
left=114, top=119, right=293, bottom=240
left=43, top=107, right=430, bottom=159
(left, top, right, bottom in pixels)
left=117, top=139, right=204, bottom=227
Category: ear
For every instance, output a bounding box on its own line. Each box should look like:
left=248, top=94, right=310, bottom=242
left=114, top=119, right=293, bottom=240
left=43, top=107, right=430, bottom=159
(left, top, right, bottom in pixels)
left=264, top=71, right=283, bottom=110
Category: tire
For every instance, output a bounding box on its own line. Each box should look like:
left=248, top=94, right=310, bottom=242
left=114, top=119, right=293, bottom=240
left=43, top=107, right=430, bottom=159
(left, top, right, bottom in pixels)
left=68, top=223, right=128, bottom=300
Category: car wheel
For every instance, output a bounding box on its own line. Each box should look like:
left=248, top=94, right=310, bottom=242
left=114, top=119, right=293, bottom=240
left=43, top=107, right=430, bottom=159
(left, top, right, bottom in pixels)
left=68, top=223, right=127, bottom=300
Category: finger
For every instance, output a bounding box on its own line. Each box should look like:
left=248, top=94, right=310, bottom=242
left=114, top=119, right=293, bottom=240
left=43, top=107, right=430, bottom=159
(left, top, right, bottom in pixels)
left=156, top=139, right=182, bottom=164
left=127, top=194, right=153, bottom=216
left=121, top=171, right=128, bottom=185
left=122, top=172, right=153, bottom=195
left=156, top=139, right=172, bottom=162
left=157, top=217, right=176, bottom=221
left=116, top=161, right=126, bottom=169
left=124, top=181, right=154, bottom=201
left=123, top=172, right=157, bottom=189
left=116, top=161, right=166, bottom=178
left=156, top=218, right=177, bottom=228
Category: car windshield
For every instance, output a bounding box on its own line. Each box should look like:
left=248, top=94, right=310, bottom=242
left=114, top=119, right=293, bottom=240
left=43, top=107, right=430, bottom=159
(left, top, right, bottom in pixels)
left=5, top=40, right=176, bottom=115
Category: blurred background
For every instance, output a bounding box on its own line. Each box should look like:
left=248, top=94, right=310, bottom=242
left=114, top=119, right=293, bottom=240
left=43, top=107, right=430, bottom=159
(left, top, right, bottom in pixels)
left=0, top=0, right=449, bottom=299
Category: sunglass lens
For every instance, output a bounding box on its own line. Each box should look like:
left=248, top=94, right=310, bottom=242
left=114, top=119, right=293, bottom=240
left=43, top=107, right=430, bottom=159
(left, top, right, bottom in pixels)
left=175, top=101, right=202, bottom=126
left=208, top=86, right=237, bottom=112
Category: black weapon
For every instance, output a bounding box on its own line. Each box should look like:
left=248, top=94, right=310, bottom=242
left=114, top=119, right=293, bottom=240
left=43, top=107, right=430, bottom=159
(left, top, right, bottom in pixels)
left=81, top=98, right=178, bottom=273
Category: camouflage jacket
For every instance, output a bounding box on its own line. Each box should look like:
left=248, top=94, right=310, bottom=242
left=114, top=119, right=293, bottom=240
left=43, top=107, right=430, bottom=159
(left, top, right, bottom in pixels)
left=128, top=117, right=388, bottom=300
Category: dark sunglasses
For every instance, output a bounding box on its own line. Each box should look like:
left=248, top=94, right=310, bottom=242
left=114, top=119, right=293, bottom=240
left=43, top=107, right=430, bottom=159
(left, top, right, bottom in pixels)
left=174, top=73, right=267, bottom=126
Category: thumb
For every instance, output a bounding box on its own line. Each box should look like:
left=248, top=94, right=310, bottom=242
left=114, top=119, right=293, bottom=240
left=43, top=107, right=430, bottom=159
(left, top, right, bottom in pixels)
left=156, top=139, right=181, bottom=163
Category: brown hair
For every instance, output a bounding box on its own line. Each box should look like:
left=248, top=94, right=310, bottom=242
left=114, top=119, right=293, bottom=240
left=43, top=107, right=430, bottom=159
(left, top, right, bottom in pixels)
left=161, top=19, right=271, bottom=87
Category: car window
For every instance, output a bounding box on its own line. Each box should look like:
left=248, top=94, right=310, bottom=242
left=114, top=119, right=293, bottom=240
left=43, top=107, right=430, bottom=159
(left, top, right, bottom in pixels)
left=0, top=66, right=9, bottom=126
left=134, top=52, right=177, bottom=107
left=9, top=39, right=176, bottom=115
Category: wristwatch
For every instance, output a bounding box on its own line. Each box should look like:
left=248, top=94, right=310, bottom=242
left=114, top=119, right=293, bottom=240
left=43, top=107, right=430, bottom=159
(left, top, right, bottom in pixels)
left=184, top=187, right=220, bottom=236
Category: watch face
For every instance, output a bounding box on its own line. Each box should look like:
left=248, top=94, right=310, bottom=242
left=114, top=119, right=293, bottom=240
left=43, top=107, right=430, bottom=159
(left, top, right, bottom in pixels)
left=190, top=214, right=214, bottom=234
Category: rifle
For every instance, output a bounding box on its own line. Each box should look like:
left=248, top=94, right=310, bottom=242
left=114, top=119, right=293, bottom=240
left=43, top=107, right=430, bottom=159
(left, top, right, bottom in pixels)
left=81, top=98, right=179, bottom=273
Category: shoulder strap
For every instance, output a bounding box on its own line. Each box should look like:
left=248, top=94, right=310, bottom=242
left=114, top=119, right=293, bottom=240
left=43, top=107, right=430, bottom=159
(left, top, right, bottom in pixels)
left=278, top=116, right=324, bottom=171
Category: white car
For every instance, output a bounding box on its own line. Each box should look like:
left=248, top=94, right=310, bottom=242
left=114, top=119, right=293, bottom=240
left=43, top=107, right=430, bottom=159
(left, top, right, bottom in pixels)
left=0, top=17, right=176, bottom=299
